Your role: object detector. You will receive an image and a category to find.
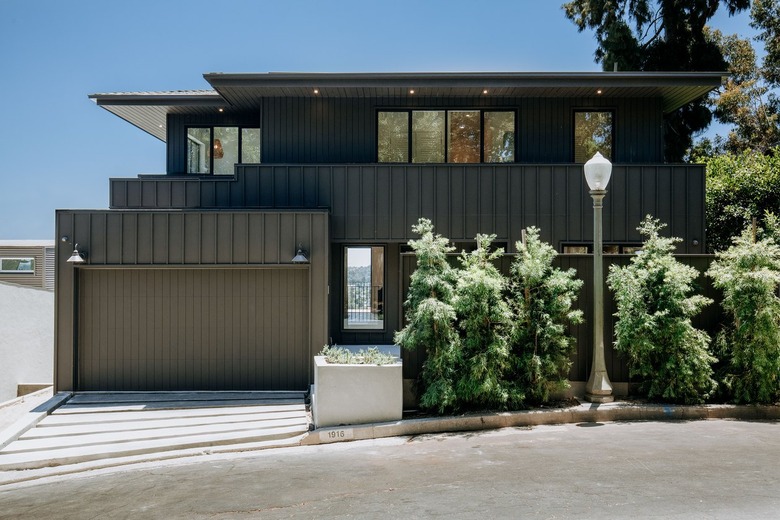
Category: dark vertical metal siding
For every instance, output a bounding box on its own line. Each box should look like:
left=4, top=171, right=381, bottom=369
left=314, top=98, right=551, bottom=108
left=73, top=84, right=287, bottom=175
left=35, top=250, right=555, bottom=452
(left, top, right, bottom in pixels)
left=110, top=164, right=706, bottom=254
left=164, top=97, right=662, bottom=171
left=77, top=268, right=309, bottom=391
left=260, top=96, right=661, bottom=164
left=400, top=254, right=720, bottom=384
left=54, top=210, right=329, bottom=392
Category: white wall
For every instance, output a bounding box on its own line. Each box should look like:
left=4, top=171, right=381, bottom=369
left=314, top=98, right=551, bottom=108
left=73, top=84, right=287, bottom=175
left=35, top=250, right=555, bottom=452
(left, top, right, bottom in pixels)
left=0, top=282, right=53, bottom=403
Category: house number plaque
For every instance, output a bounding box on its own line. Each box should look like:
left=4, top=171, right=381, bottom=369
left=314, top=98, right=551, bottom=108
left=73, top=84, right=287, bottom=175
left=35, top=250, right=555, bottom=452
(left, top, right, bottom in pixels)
left=319, top=428, right=354, bottom=442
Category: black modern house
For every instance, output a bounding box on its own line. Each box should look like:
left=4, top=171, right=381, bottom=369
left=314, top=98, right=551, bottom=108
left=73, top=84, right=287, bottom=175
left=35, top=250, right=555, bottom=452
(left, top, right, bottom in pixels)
left=54, top=71, right=723, bottom=395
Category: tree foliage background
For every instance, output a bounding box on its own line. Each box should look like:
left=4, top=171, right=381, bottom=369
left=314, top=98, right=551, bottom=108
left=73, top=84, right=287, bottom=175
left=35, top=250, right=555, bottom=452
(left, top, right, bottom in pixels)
left=563, top=0, right=750, bottom=161
left=701, top=149, right=780, bottom=252
left=697, top=0, right=780, bottom=155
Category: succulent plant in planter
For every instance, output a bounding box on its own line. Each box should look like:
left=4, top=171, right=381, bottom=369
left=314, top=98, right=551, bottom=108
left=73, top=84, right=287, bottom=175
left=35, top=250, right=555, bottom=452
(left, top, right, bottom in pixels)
left=319, top=345, right=397, bottom=365
left=312, top=345, right=403, bottom=428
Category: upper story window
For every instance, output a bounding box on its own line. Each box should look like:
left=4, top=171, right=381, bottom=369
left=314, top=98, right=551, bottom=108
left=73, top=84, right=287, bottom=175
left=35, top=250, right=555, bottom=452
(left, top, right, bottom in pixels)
left=186, top=127, right=261, bottom=175
left=0, top=258, right=34, bottom=273
left=378, top=110, right=515, bottom=164
left=574, top=110, right=613, bottom=163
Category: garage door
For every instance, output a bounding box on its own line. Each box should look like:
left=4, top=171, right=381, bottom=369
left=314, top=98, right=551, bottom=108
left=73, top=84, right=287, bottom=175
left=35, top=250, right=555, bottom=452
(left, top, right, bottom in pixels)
left=76, top=268, right=309, bottom=391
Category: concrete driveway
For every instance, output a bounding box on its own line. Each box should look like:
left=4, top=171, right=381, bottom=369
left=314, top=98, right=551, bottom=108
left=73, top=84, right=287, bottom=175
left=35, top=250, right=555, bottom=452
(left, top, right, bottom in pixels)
left=0, top=391, right=309, bottom=476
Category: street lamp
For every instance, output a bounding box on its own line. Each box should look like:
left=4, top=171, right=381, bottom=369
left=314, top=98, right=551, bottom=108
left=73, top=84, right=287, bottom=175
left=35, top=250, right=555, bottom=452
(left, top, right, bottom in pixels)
left=584, top=152, right=614, bottom=403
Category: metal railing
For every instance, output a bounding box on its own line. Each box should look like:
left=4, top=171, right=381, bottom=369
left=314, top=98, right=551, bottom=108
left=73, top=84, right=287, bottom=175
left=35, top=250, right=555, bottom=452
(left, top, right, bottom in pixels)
left=346, top=284, right=383, bottom=321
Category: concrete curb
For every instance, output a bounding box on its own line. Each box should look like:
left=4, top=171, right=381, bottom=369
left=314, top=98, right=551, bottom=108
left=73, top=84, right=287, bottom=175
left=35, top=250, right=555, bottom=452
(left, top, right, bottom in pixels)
left=0, top=392, right=72, bottom=451
left=302, top=400, right=780, bottom=445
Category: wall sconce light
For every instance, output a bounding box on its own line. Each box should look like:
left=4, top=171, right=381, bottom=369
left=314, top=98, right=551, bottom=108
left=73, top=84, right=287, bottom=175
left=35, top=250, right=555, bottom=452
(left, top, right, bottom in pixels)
left=291, top=245, right=309, bottom=264
left=213, top=138, right=224, bottom=159
left=66, top=243, right=87, bottom=264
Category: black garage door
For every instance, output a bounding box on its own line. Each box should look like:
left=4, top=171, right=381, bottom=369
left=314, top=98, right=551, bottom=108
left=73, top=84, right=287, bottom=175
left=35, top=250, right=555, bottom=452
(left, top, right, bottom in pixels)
left=76, top=268, right=309, bottom=391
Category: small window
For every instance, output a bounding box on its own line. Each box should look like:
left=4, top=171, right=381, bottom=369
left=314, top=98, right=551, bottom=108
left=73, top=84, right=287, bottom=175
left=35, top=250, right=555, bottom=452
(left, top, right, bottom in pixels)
left=241, top=128, right=261, bottom=163
left=344, top=246, right=384, bottom=330
left=213, top=127, right=239, bottom=175
left=574, top=111, right=613, bottom=163
left=0, top=258, right=35, bottom=273
left=562, top=244, right=640, bottom=254
left=187, top=128, right=211, bottom=174
left=378, top=112, right=409, bottom=162
left=412, top=111, right=445, bottom=163
left=484, top=112, right=515, bottom=163
left=448, top=110, right=480, bottom=163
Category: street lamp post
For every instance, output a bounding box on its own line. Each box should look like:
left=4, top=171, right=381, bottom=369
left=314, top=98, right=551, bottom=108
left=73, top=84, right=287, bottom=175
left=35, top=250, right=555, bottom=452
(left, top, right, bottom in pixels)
left=584, top=152, right=614, bottom=403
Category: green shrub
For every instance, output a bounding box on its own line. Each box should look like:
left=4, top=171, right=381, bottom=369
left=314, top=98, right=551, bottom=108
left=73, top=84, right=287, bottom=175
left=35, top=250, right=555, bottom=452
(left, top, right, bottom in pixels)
left=507, top=227, right=583, bottom=405
left=453, top=234, right=511, bottom=409
left=394, top=218, right=460, bottom=412
left=607, top=216, right=716, bottom=404
left=319, top=345, right=397, bottom=365
left=704, top=149, right=780, bottom=252
left=707, top=217, right=780, bottom=404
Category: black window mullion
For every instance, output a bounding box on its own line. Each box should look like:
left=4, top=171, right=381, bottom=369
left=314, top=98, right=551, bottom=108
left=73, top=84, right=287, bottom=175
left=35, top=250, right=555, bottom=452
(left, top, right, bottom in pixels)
left=480, top=111, right=485, bottom=163
left=444, top=110, right=449, bottom=164
left=407, top=111, right=412, bottom=164
left=209, top=127, right=214, bottom=175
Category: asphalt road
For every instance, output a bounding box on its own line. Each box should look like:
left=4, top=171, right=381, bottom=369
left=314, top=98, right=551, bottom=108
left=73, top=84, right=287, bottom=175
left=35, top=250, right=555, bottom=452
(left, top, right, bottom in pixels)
left=1, top=420, right=779, bottom=519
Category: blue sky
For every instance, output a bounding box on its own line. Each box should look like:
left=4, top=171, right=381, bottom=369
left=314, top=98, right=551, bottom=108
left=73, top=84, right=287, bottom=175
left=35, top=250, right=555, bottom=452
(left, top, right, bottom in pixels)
left=0, top=0, right=756, bottom=239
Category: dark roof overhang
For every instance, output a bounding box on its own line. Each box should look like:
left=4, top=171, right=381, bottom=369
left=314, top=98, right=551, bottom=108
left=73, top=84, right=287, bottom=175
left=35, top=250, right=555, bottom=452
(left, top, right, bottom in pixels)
left=90, top=71, right=726, bottom=142
left=88, top=91, right=224, bottom=141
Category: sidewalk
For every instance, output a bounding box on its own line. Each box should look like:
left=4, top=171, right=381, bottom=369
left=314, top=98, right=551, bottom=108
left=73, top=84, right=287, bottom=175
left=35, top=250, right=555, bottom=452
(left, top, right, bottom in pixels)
left=304, top=399, right=780, bottom=446
left=1, top=392, right=778, bottom=487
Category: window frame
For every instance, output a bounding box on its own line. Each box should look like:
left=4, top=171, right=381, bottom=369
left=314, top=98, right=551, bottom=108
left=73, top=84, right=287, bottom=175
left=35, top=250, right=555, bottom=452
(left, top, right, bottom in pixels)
left=342, top=245, right=386, bottom=332
left=185, top=125, right=261, bottom=175
left=572, top=109, right=615, bottom=164
left=0, top=257, right=35, bottom=274
left=561, top=243, right=640, bottom=255
left=376, top=109, right=517, bottom=164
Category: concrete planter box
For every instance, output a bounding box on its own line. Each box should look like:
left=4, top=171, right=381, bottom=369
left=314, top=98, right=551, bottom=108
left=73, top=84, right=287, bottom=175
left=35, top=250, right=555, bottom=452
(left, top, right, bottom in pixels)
left=312, top=355, right=403, bottom=428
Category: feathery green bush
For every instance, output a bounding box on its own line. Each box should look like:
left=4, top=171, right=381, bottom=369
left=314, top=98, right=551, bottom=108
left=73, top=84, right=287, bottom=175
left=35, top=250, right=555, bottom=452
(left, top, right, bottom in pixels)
left=607, top=216, right=716, bottom=404
left=707, top=215, right=780, bottom=404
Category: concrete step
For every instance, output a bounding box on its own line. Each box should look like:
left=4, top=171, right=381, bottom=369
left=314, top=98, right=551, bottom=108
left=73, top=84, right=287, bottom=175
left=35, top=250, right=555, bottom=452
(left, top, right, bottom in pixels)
left=0, top=433, right=309, bottom=487
left=43, top=403, right=305, bottom=424
left=67, top=391, right=306, bottom=405
left=0, top=391, right=311, bottom=472
left=6, top=416, right=309, bottom=453
left=54, top=399, right=306, bottom=413
left=0, top=426, right=307, bottom=471
left=0, top=423, right=308, bottom=471
left=26, top=409, right=306, bottom=436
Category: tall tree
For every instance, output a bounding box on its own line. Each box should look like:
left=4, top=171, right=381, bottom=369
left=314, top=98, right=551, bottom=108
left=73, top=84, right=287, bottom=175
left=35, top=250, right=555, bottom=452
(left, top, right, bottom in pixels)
left=701, top=1, right=780, bottom=155
left=563, top=0, right=749, bottom=161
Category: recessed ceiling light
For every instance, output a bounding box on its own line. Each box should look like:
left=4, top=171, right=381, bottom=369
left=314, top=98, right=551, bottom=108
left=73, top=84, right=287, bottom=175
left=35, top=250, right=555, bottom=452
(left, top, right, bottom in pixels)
left=409, top=89, right=415, bottom=94
left=597, top=89, right=603, bottom=95
left=314, top=89, right=319, bottom=94
left=218, top=108, right=224, bottom=112
left=483, top=89, right=488, bottom=94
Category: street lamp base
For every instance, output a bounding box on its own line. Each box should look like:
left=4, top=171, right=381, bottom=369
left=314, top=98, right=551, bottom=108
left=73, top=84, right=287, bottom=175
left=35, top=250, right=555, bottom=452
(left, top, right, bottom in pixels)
left=584, top=393, right=614, bottom=403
